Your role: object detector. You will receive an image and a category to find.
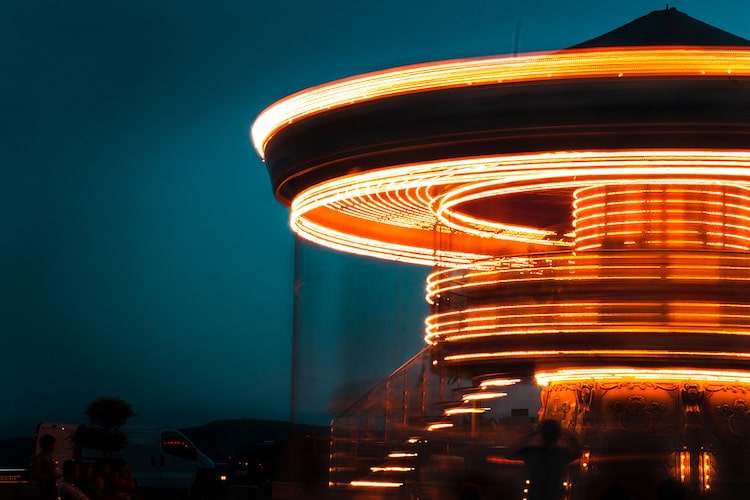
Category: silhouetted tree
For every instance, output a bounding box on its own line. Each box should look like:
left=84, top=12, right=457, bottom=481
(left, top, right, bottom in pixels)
left=85, top=397, right=135, bottom=429
left=74, top=397, right=135, bottom=455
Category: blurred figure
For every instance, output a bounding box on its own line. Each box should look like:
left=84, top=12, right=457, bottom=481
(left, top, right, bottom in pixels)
left=58, top=460, right=90, bottom=500
left=109, top=458, right=138, bottom=500
left=30, top=434, right=57, bottom=500
left=510, top=420, right=581, bottom=500
left=76, top=462, right=96, bottom=499
left=90, top=459, right=110, bottom=499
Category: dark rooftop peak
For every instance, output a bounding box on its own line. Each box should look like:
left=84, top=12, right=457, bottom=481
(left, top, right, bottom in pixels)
left=572, top=7, right=750, bottom=48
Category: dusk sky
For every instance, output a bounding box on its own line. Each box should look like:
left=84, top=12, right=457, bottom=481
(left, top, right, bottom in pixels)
left=4, top=0, right=750, bottom=439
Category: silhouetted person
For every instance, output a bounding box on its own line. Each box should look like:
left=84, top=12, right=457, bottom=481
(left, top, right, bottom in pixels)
left=30, top=434, right=57, bottom=500
left=511, top=420, right=581, bottom=500
left=76, top=461, right=96, bottom=499
left=109, top=458, right=138, bottom=500
left=90, top=459, right=110, bottom=499
left=58, top=460, right=90, bottom=500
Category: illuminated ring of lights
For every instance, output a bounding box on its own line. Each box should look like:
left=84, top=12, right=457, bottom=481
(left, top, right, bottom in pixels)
left=291, top=150, right=750, bottom=266
left=252, top=47, right=750, bottom=159
left=426, top=301, right=750, bottom=343
left=443, top=349, right=750, bottom=364
left=423, top=251, right=750, bottom=362
left=573, top=184, right=750, bottom=251
left=424, top=251, right=750, bottom=304
left=535, top=367, right=750, bottom=386
left=434, top=172, right=750, bottom=245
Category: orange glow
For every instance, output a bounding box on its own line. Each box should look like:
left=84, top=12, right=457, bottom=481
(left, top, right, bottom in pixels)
left=702, top=452, right=711, bottom=492
left=486, top=456, right=525, bottom=466
left=479, top=378, right=522, bottom=389
left=444, top=407, right=489, bottom=415
left=535, top=367, right=750, bottom=386
left=679, top=451, right=687, bottom=483
left=350, top=480, right=403, bottom=488
left=573, top=184, right=750, bottom=251
left=289, top=151, right=750, bottom=266
left=424, top=250, right=750, bottom=357
left=370, top=466, right=415, bottom=472
left=253, top=47, right=750, bottom=158
left=581, top=449, right=590, bottom=472
left=425, top=301, right=750, bottom=344
left=261, top=38, right=750, bottom=495
left=462, top=391, right=507, bottom=402
left=445, top=350, right=750, bottom=363
left=427, top=422, right=454, bottom=431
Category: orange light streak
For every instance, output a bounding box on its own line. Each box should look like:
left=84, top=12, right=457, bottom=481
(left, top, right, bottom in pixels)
left=573, top=184, right=750, bottom=250
left=350, top=480, right=403, bottom=488
left=444, top=407, right=490, bottom=415
left=253, top=47, right=750, bottom=157
left=425, top=301, right=750, bottom=343
left=534, top=367, right=750, bottom=386
left=486, top=456, right=525, bottom=466
left=462, top=392, right=507, bottom=402
left=427, top=422, right=454, bottom=431
left=426, top=252, right=750, bottom=305
left=479, top=378, right=522, bottom=389
left=444, top=350, right=750, bottom=363
left=370, top=466, right=415, bottom=472
left=290, top=151, right=750, bottom=266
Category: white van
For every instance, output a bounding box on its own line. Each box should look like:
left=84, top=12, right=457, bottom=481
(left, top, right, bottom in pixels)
left=34, top=423, right=215, bottom=495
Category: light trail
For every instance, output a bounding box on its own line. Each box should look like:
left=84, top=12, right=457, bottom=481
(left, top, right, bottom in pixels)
left=253, top=47, right=750, bottom=158
left=289, top=151, right=750, bottom=265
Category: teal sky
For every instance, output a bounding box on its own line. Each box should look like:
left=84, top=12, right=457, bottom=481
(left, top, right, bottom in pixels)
left=3, top=0, right=750, bottom=438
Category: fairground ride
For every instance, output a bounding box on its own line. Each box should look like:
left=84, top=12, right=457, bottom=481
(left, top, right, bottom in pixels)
left=253, top=8, right=750, bottom=499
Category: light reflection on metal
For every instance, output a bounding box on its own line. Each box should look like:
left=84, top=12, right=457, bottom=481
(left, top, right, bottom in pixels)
left=252, top=47, right=750, bottom=158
